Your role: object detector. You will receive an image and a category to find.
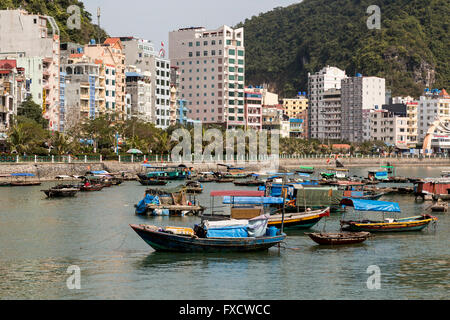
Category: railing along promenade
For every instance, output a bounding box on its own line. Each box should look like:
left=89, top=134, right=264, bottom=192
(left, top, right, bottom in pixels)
left=0, top=153, right=448, bottom=164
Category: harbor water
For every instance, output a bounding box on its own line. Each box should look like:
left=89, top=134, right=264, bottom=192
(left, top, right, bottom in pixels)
left=0, top=166, right=449, bottom=299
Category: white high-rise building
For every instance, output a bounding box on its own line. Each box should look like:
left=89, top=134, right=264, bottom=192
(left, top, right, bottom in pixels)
left=120, top=37, right=171, bottom=128
left=169, top=25, right=245, bottom=127
left=341, top=75, right=386, bottom=142
left=308, top=66, right=347, bottom=140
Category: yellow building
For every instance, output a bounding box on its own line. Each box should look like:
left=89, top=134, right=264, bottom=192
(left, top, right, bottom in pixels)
left=282, top=95, right=308, bottom=118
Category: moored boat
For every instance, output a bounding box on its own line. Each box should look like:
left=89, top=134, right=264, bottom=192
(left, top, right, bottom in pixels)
left=306, top=232, right=370, bottom=245
left=268, top=207, right=331, bottom=229
left=340, top=198, right=438, bottom=232
left=130, top=222, right=286, bottom=253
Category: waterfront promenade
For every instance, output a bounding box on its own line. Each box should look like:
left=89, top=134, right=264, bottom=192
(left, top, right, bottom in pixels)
left=0, top=154, right=449, bottom=180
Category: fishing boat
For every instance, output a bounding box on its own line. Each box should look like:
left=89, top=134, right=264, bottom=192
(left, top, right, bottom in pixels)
left=306, top=232, right=370, bottom=245
left=340, top=182, right=385, bottom=200
left=196, top=172, right=217, bottom=183
left=430, top=199, right=448, bottom=212
left=268, top=208, right=330, bottom=229
left=9, top=173, right=41, bottom=186
left=138, top=178, right=168, bottom=186
left=217, top=164, right=251, bottom=179
left=215, top=177, right=235, bottom=183
left=265, top=182, right=344, bottom=213
left=296, top=166, right=315, bottom=174
left=41, top=176, right=79, bottom=198
left=340, top=198, right=438, bottom=232
left=75, top=176, right=104, bottom=192
left=130, top=223, right=286, bottom=253
left=139, top=164, right=189, bottom=181
left=214, top=189, right=331, bottom=229
left=184, top=181, right=203, bottom=193
left=135, top=185, right=205, bottom=216
left=234, top=175, right=265, bottom=187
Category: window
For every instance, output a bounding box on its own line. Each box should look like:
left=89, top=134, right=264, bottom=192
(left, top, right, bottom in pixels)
left=238, top=50, right=244, bottom=56
left=188, top=42, right=193, bottom=47
left=204, top=51, right=208, bottom=56
left=196, top=41, right=200, bottom=46
left=229, top=49, right=235, bottom=55
left=203, top=41, right=208, bottom=46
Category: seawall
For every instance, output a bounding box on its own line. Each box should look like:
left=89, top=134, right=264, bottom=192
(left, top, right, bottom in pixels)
left=0, top=157, right=449, bottom=180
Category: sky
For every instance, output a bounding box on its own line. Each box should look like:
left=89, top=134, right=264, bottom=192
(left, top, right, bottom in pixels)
left=83, top=0, right=301, bottom=50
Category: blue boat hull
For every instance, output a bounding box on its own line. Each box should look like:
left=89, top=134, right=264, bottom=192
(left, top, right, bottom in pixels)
left=130, top=224, right=286, bottom=253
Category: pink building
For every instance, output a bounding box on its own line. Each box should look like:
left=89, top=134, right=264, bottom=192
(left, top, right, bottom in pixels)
left=244, top=86, right=263, bottom=130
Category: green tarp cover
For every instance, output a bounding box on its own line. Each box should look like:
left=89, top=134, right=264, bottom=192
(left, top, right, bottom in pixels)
left=295, top=188, right=344, bottom=207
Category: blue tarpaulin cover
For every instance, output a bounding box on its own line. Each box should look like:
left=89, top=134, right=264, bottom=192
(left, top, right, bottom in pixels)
left=89, top=170, right=109, bottom=175
left=10, top=173, right=35, bottom=177
left=343, top=198, right=401, bottom=212
left=375, top=171, right=389, bottom=180
left=223, top=196, right=285, bottom=205
left=135, top=194, right=160, bottom=214
left=206, top=225, right=249, bottom=238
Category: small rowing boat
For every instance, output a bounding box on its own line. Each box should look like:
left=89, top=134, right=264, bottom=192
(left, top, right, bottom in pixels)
left=306, top=232, right=370, bottom=245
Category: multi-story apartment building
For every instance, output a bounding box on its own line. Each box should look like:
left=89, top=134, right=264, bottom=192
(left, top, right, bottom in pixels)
left=370, top=106, right=408, bottom=149
left=125, top=70, right=152, bottom=121
left=0, top=9, right=60, bottom=131
left=341, top=74, right=385, bottom=142
left=418, top=89, right=450, bottom=142
left=120, top=37, right=171, bottom=128
left=169, top=25, right=245, bottom=128
left=84, top=38, right=126, bottom=122
left=62, top=58, right=105, bottom=131
left=0, top=60, right=27, bottom=134
left=169, top=66, right=181, bottom=126
left=406, top=101, right=418, bottom=148
left=308, top=66, right=347, bottom=140
left=282, top=93, right=308, bottom=118
left=244, top=87, right=263, bottom=131
left=322, top=88, right=342, bottom=140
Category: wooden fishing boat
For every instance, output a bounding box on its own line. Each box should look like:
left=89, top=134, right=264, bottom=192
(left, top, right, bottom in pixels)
left=9, top=173, right=41, bottom=186
left=185, top=181, right=203, bottom=193
left=130, top=224, right=286, bottom=253
left=430, top=200, right=448, bottom=212
left=42, top=188, right=79, bottom=198
left=79, top=184, right=104, bottom=192
left=234, top=180, right=265, bottom=187
left=297, top=166, right=315, bottom=174
left=340, top=198, right=438, bottom=232
left=268, top=207, right=330, bottom=229
left=215, top=178, right=235, bottom=183
left=138, top=178, right=168, bottom=186
left=41, top=176, right=80, bottom=198
left=306, top=232, right=370, bottom=245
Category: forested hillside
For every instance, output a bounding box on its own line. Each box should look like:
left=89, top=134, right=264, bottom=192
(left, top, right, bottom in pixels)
left=239, top=0, right=449, bottom=97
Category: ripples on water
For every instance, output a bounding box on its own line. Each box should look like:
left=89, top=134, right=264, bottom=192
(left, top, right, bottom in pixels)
left=0, top=166, right=449, bottom=299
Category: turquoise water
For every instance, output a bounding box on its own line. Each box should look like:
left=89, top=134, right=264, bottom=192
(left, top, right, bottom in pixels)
left=0, top=166, right=449, bottom=299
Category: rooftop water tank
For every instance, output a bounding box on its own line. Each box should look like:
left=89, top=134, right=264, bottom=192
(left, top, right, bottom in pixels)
left=90, top=39, right=96, bottom=45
